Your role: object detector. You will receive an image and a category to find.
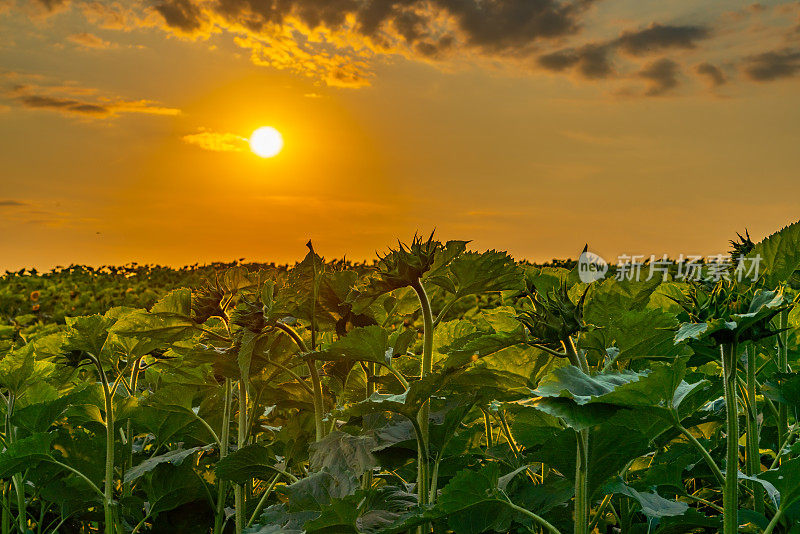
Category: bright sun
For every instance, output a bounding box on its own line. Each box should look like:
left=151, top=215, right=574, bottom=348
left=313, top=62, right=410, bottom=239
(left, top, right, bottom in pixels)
left=249, top=126, right=284, bottom=158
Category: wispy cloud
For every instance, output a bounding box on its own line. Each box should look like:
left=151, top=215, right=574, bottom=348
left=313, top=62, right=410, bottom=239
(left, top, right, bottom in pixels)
left=182, top=129, right=248, bottom=152
left=0, top=200, right=28, bottom=207
left=696, top=62, right=727, bottom=87
left=744, top=48, right=800, bottom=81
left=3, top=74, right=180, bottom=118
left=67, top=32, right=114, bottom=49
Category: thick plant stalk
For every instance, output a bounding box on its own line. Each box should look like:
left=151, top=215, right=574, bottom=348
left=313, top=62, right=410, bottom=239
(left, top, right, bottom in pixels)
left=272, top=322, right=325, bottom=442
left=5, top=395, right=26, bottom=534
left=574, top=430, right=589, bottom=534
left=744, top=347, right=764, bottom=514
left=235, top=380, right=247, bottom=533
left=563, top=336, right=590, bottom=534
left=778, top=309, right=789, bottom=456
left=362, top=362, right=375, bottom=490
left=2, top=482, right=8, bottom=534
left=124, top=358, right=141, bottom=498
left=410, top=278, right=434, bottom=508
left=91, top=359, right=115, bottom=534
left=721, top=343, right=740, bottom=534
left=214, top=380, right=232, bottom=534
left=307, top=359, right=326, bottom=442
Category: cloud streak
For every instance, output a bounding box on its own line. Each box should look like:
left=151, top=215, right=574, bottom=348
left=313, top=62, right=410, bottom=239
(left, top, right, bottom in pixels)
left=182, top=129, right=248, bottom=152
left=4, top=76, right=180, bottom=118
left=744, top=48, right=800, bottom=81
left=66, top=32, right=114, bottom=48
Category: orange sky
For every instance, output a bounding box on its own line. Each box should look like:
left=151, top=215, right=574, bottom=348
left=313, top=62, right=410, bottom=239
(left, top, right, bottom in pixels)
left=1, top=0, right=799, bottom=270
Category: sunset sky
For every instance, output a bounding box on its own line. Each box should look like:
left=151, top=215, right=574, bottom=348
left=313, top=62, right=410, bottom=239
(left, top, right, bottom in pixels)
left=1, top=0, right=799, bottom=270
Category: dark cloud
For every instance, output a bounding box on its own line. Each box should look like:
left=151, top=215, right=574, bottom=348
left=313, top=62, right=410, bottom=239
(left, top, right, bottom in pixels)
left=157, top=0, right=594, bottom=51
left=13, top=0, right=789, bottom=94
left=538, top=43, right=613, bottom=79
left=6, top=80, right=181, bottom=118
left=616, top=23, right=710, bottom=56
left=20, top=94, right=109, bottom=115
left=0, top=200, right=27, bottom=207
left=639, top=58, right=680, bottom=96
left=33, top=0, right=69, bottom=11
left=744, top=48, right=800, bottom=81
left=696, top=62, right=726, bottom=86
left=154, top=0, right=207, bottom=34
left=430, top=0, right=594, bottom=52
left=536, top=23, right=709, bottom=82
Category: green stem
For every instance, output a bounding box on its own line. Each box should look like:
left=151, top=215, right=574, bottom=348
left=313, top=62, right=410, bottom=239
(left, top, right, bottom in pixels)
left=11, top=475, right=24, bottom=533
left=306, top=358, right=326, bottom=442
left=262, top=359, right=315, bottom=396
left=482, top=408, right=494, bottom=449
left=378, top=363, right=410, bottom=389
left=92, top=358, right=115, bottom=534
left=745, top=347, right=764, bottom=514
left=235, top=380, right=247, bottom=534
left=770, top=426, right=797, bottom=469
left=763, top=505, right=785, bottom=534
left=411, top=277, right=434, bottom=510
left=124, top=357, right=141, bottom=498
left=778, top=309, right=789, bottom=459
left=363, top=362, right=375, bottom=491
left=131, top=513, right=151, bottom=534
left=683, top=493, right=724, bottom=513
left=562, top=336, right=588, bottom=373
left=47, top=459, right=104, bottom=498
left=574, top=429, right=589, bottom=534
left=5, top=395, right=25, bottom=534
left=674, top=422, right=725, bottom=486
left=502, top=500, right=563, bottom=534
left=409, top=416, right=430, bottom=506
left=563, top=336, right=590, bottom=534
left=214, top=380, right=232, bottom=534
left=271, top=323, right=325, bottom=442
left=588, top=494, right=612, bottom=531
left=433, top=296, right=461, bottom=329
left=722, top=342, right=740, bottom=534
left=246, top=474, right=281, bottom=528
left=1, top=482, right=8, bottom=534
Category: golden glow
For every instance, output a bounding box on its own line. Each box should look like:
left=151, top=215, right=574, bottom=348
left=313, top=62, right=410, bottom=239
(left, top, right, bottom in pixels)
left=249, top=126, right=284, bottom=158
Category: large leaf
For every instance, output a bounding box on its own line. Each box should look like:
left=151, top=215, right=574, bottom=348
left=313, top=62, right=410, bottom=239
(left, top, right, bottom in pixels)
left=0, top=343, right=35, bottom=393
left=215, top=444, right=284, bottom=484
left=750, top=458, right=800, bottom=511
left=602, top=478, right=688, bottom=518
left=427, top=251, right=524, bottom=298
left=312, top=326, right=413, bottom=366
left=145, top=462, right=207, bottom=517
left=746, top=219, right=800, bottom=288
left=308, top=431, right=377, bottom=480
left=0, top=432, right=54, bottom=478
left=438, top=324, right=528, bottom=370
left=125, top=445, right=213, bottom=483
left=530, top=362, right=712, bottom=430
left=64, top=314, right=114, bottom=356
left=381, top=464, right=518, bottom=534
